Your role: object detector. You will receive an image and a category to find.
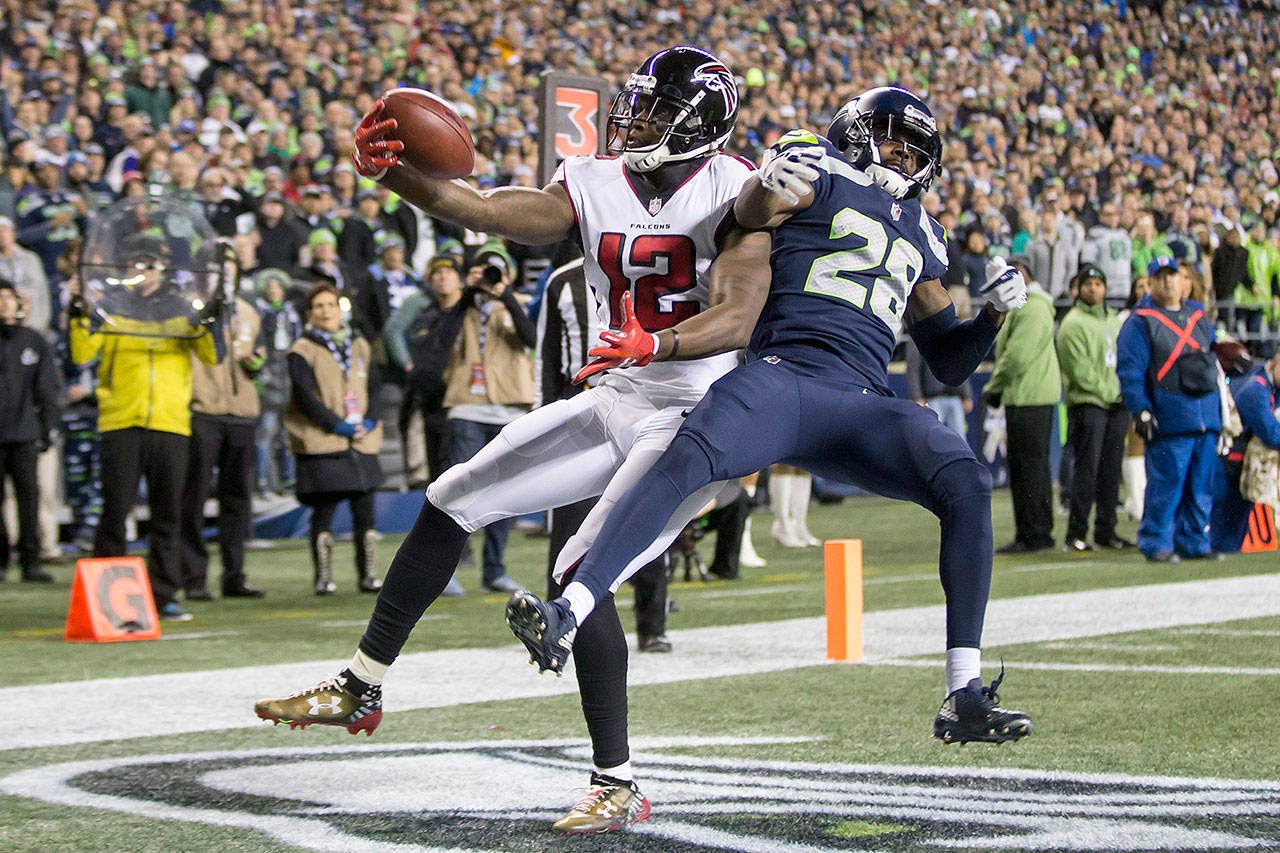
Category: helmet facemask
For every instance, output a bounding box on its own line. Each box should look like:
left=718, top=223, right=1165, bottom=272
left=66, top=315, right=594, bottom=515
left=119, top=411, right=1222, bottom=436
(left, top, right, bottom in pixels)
left=607, top=76, right=728, bottom=173
left=842, top=110, right=941, bottom=199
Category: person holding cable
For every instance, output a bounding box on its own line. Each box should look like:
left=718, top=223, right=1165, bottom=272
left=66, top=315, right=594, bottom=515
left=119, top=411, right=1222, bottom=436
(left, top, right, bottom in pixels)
left=69, top=231, right=223, bottom=621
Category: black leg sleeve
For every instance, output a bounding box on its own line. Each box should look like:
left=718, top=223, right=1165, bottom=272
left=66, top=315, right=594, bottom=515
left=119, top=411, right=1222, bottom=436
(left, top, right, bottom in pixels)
left=357, top=499, right=469, bottom=666
left=551, top=556, right=631, bottom=771
left=571, top=594, right=630, bottom=770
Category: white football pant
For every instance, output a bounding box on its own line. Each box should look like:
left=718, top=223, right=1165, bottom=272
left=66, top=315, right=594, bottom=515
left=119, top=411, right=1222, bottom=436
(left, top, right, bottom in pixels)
left=426, top=379, right=731, bottom=586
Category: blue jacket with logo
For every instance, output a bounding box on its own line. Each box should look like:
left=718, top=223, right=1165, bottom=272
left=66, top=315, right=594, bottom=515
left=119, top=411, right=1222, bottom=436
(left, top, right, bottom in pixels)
left=1117, top=294, right=1221, bottom=436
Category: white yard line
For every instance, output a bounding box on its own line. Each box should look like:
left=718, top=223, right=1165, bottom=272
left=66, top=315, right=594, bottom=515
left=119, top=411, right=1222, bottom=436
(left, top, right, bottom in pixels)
left=877, top=659, right=1280, bottom=677
left=8, top=573, right=1280, bottom=751
left=1039, top=641, right=1180, bottom=652
left=1171, top=628, right=1280, bottom=638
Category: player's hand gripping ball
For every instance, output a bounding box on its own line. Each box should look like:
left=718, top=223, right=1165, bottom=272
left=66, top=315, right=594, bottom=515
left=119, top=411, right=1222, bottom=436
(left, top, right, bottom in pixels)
left=352, top=89, right=476, bottom=181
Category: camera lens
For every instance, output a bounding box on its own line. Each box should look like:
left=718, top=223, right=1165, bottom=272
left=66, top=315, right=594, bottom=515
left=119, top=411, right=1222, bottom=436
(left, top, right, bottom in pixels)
left=482, top=265, right=503, bottom=285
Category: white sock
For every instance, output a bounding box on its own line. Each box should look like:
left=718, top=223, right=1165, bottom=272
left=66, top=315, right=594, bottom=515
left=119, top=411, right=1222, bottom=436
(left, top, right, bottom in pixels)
left=561, top=582, right=597, bottom=626
left=594, top=760, right=632, bottom=782
left=945, top=647, right=982, bottom=695
left=347, top=649, right=390, bottom=686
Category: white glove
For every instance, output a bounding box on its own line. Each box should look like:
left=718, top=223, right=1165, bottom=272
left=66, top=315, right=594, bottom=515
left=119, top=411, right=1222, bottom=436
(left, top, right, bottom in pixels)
left=758, top=145, right=825, bottom=205
left=981, top=257, right=1028, bottom=312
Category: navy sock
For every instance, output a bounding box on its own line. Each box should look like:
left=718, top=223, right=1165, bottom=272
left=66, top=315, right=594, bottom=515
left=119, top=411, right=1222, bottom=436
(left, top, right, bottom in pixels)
left=931, top=459, right=994, bottom=649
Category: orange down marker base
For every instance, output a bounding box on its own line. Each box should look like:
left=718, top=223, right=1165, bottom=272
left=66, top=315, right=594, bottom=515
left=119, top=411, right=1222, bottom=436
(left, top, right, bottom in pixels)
left=64, top=557, right=161, bottom=642
left=824, top=539, right=864, bottom=662
left=1241, top=503, right=1277, bottom=553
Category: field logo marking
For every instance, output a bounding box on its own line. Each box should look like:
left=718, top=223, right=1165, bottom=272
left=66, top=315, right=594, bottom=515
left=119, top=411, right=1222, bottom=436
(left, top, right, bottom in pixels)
left=4, top=737, right=1279, bottom=851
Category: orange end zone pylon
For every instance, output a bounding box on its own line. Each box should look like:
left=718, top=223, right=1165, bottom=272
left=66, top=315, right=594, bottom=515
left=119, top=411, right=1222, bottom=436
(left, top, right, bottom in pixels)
left=64, top=557, right=161, bottom=642
left=824, top=539, right=863, bottom=662
left=1241, top=503, right=1277, bottom=553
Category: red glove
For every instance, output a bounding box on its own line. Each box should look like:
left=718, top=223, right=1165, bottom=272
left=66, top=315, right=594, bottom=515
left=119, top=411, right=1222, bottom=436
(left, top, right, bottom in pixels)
left=573, top=292, right=660, bottom=384
left=352, top=100, right=404, bottom=180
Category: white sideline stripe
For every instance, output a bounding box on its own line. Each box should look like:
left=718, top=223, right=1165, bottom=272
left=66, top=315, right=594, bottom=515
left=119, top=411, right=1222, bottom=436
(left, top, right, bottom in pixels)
left=1172, top=628, right=1280, bottom=638
left=697, top=585, right=802, bottom=599
left=877, top=659, right=1280, bottom=677
left=1040, top=642, right=1180, bottom=652
left=5, top=572, right=1280, bottom=750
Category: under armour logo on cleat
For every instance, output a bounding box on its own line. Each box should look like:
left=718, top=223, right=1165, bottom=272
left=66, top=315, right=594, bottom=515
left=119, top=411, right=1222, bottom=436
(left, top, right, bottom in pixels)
left=307, top=695, right=345, bottom=716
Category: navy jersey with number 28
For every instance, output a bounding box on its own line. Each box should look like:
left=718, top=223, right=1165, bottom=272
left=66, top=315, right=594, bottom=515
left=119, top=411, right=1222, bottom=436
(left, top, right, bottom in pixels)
left=748, top=133, right=950, bottom=395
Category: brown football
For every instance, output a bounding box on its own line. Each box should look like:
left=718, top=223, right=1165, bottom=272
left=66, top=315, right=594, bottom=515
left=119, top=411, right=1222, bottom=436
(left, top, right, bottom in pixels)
left=380, top=88, right=475, bottom=180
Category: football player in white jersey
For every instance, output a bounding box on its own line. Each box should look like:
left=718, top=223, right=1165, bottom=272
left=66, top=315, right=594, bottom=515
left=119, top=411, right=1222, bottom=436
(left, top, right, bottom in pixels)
left=253, top=46, right=772, bottom=833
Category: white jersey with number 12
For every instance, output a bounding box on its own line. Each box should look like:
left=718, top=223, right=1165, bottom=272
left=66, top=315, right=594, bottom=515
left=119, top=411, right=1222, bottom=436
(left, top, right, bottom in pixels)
left=553, top=153, right=754, bottom=404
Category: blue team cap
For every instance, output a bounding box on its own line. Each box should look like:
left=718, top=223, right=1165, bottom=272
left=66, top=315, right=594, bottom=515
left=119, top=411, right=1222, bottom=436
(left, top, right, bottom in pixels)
left=1147, top=256, right=1178, bottom=277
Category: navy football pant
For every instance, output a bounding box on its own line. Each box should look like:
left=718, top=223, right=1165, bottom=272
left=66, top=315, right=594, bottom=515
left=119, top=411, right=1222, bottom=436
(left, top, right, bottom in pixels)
left=572, top=356, right=995, bottom=649
left=1210, top=459, right=1253, bottom=554
left=1139, top=432, right=1216, bottom=558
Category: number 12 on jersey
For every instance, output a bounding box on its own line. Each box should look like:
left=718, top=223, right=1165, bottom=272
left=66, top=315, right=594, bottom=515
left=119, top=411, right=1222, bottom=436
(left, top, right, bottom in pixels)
left=598, top=232, right=699, bottom=330
left=804, top=207, right=923, bottom=333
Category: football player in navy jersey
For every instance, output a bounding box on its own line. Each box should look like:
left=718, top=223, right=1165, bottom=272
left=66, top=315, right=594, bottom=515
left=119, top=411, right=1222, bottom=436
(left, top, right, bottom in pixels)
left=508, top=87, right=1035, bottom=746
left=253, top=46, right=776, bottom=832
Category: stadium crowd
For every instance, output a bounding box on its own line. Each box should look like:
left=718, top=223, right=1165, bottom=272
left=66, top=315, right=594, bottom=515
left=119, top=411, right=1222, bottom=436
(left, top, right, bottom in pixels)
left=1, top=0, right=1280, bottom=602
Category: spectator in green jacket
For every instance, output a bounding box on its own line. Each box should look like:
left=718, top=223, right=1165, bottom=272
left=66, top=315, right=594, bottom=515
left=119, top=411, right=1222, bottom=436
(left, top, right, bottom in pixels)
left=1130, top=214, right=1173, bottom=285
left=1244, top=222, right=1280, bottom=353
left=1056, top=264, right=1133, bottom=553
left=985, top=256, right=1062, bottom=553
left=123, top=59, right=173, bottom=131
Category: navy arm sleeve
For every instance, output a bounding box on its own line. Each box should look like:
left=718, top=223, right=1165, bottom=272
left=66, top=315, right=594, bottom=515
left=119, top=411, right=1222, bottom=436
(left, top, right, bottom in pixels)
left=906, top=304, right=999, bottom=388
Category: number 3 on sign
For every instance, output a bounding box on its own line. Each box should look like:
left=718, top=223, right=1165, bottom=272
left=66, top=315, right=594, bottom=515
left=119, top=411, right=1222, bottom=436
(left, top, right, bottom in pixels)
left=804, top=207, right=922, bottom=332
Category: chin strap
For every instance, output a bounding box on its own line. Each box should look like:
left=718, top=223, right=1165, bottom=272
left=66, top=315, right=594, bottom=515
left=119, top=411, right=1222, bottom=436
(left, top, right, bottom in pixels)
left=623, top=130, right=731, bottom=173
left=623, top=144, right=671, bottom=173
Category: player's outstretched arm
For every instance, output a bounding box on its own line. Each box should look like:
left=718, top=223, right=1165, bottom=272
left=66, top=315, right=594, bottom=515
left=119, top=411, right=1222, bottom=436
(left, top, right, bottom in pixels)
left=904, top=278, right=1005, bottom=387
left=352, top=101, right=574, bottom=246
left=381, top=165, right=576, bottom=247
left=734, top=144, right=824, bottom=229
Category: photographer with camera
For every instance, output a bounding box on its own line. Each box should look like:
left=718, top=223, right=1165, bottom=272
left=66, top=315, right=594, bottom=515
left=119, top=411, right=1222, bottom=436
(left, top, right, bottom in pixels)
left=438, top=239, right=536, bottom=594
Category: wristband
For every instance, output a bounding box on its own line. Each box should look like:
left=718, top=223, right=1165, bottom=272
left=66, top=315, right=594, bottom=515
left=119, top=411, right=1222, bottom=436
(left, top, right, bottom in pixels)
left=668, top=329, right=679, bottom=359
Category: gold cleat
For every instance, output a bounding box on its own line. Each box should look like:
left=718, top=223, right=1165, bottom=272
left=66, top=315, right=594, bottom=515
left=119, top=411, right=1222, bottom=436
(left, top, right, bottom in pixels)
left=254, top=675, right=382, bottom=736
left=552, top=774, right=651, bottom=834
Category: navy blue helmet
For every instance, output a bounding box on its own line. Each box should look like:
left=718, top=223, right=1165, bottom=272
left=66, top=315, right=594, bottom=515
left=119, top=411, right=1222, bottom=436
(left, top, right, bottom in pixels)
left=827, top=86, right=942, bottom=199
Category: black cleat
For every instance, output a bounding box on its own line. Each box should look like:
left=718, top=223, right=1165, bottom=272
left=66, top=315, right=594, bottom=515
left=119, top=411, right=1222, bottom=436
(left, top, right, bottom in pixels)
left=933, top=668, right=1032, bottom=745
left=506, top=591, right=577, bottom=675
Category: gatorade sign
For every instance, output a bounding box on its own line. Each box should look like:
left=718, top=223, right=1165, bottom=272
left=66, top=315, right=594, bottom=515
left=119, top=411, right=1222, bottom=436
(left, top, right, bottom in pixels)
left=64, top=557, right=161, bottom=642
